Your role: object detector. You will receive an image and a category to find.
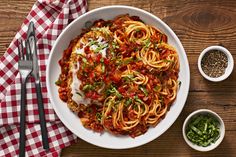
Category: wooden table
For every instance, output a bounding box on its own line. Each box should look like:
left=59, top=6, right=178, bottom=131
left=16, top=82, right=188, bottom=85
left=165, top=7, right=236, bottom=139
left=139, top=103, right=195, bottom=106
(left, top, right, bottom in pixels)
left=1, top=0, right=236, bottom=156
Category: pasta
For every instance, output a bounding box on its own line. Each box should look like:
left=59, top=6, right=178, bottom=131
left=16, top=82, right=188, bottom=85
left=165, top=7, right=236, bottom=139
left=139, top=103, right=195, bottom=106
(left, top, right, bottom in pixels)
left=56, top=14, right=180, bottom=137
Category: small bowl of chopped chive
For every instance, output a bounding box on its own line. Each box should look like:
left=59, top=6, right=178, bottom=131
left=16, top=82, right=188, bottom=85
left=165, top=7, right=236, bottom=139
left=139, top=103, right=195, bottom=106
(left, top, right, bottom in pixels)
left=198, top=45, right=234, bottom=82
left=182, top=109, right=225, bottom=151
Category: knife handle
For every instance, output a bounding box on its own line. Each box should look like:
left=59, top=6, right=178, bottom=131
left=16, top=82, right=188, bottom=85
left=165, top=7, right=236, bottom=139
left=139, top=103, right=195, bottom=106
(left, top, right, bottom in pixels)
left=35, top=81, right=49, bottom=151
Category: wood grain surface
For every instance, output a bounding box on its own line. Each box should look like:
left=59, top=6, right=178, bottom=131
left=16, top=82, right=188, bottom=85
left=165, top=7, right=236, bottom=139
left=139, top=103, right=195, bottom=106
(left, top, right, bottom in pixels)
left=1, top=0, right=236, bottom=156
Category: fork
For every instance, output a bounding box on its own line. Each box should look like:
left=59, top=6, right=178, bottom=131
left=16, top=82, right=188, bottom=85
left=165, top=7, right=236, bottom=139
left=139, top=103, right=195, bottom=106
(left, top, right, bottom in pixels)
left=18, top=39, right=33, bottom=157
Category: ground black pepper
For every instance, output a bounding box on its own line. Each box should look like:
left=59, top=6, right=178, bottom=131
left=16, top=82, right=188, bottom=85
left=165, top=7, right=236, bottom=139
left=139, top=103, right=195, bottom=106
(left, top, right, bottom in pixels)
left=201, top=50, right=228, bottom=78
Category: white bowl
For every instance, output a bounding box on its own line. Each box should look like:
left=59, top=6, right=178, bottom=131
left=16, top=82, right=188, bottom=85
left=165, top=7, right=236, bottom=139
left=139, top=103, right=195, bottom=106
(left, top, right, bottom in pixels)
left=182, top=109, right=225, bottom=152
left=46, top=5, right=190, bottom=149
left=198, top=45, right=234, bottom=82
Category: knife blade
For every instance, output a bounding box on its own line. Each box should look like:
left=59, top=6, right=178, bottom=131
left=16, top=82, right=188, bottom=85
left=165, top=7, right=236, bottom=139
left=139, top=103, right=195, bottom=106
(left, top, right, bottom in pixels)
left=27, top=21, right=49, bottom=151
left=27, top=22, right=39, bottom=81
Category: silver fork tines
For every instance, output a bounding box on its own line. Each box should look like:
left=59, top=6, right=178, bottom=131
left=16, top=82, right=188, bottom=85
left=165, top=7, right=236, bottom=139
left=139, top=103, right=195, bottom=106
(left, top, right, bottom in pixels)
left=18, top=40, right=33, bottom=76
left=18, top=39, right=33, bottom=157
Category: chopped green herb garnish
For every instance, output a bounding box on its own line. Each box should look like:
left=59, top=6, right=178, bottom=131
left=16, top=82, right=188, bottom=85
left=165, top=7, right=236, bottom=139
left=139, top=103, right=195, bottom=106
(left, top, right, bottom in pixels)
left=87, top=107, right=93, bottom=113
left=94, top=81, right=103, bottom=86
left=106, top=85, right=123, bottom=98
left=89, top=40, right=98, bottom=46
left=101, top=44, right=108, bottom=49
left=154, top=85, right=161, bottom=92
left=82, top=84, right=95, bottom=91
left=91, top=27, right=111, bottom=36
left=55, top=80, right=61, bottom=86
left=160, top=34, right=164, bottom=44
left=115, top=58, right=122, bottom=65
left=123, top=74, right=134, bottom=83
left=178, top=81, right=182, bottom=88
left=94, top=47, right=102, bottom=53
left=110, top=51, right=115, bottom=57
left=115, top=92, right=123, bottom=99
left=126, top=74, right=134, bottom=79
left=144, top=39, right=151, bottom=48
left=96, top=112, right=102, bottom=122
left=77, top=53, right=85, bottom=58
left=133, top=104, right=138, bottom=110
left=139, top=86, right=148, bottom=96
left=101, top=63, right=105, bottom=73
left=186, top=114, right=220, bottom=147
left=76, top=92, right=82, bottom=96
left=81, top=63, right=86, bottom=70
left=84, top=72, right=88, bottom=77
left=82, top=58, right=88, bottom=63
left=134, top=47, right=139, bottom=51
left=125, top=98, right=132, bottom=107
left=134, top=96, right=144, bottom=104
left=112, top=41, right=119, bottom=49
left=123, top=58, right=133, bottom=65
left=94, top=44, right=108, bottom=53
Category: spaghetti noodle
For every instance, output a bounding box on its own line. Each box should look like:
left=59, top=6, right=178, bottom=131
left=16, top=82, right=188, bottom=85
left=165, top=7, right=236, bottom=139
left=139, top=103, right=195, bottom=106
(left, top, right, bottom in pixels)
left=56, top=14, right=180, bottom=137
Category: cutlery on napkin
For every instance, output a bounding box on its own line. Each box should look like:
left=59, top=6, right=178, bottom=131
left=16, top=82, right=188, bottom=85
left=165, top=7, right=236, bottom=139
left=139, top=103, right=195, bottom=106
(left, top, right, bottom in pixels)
left=27, top=21, right=49, bottom=151
left=18, top=21, right=50, bottom=157
left=0, top=0, right=87, bottom=156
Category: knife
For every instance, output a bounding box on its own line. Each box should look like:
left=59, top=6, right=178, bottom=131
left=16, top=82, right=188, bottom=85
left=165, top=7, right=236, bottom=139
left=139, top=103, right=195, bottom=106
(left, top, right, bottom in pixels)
left=27, top=21, right=49, bottom=151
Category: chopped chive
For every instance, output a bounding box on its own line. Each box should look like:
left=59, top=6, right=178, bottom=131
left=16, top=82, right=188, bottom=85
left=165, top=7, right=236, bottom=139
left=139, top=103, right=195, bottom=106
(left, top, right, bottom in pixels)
left=154, top=85, right=160, bottom=92
left=55, top=80, right=61, bottom=86
left=123, top=58, right=133, bottom=65
left=178, top=81, right=182, bottom=88
left=82, top=58, right=88, bottom=63
left=144, top=39, right=151, bottom=48
left=123, top=74, right=134, bottom=82
left=77, top=53, right=85, bottom=58
left=96, top=112, right=102, bottom=122
left=76, top=92, right=82, bottom=96
left=125, top=98, right=132, bottom=107
left=87, top=107, right=92, bottom=113
left=139, top=86, right=148, bottom=97
left=133, top=104, right=138, bottom=110
left=186, top=114, right=220, bottom=147
left=89, top=40, right=98, bottom=46
left=101, top=64, right=105, bottom=73
left=82, top=84, right=94, bottom=91
left=134, top=96, right=144, bottom=104
left=160, top=34, right=163, bottom=44
left=105, top=85, right=123, bottom=98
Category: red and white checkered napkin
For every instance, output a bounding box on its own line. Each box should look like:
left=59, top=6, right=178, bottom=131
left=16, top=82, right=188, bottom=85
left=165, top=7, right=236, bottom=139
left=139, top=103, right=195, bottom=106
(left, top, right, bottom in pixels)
left=0, top=0, right=87, bottom=156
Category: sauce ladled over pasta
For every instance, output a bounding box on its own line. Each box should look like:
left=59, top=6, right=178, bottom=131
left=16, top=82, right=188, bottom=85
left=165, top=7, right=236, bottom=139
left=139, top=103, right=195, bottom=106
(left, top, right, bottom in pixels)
left=56, top=14, right=180, bottom=137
